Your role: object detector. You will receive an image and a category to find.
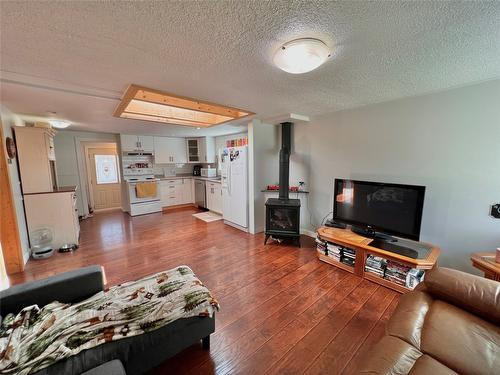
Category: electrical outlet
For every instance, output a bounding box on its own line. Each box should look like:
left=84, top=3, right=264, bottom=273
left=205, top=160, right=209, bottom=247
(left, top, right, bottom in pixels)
left=490, top=204, right=500, bottom=219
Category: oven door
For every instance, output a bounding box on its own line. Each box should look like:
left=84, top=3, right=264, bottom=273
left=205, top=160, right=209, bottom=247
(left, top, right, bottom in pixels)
left=128, top=181, right=160, bottom=204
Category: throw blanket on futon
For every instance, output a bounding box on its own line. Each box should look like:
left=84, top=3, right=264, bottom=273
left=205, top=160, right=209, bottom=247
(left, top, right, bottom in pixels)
left=0, top=266, right=219, bottom=375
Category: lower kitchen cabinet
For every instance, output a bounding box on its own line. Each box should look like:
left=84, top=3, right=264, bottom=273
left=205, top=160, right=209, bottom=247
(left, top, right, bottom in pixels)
left=160, top=178, right=193, bottom=207
left=206, top=181, right=222, bottom=214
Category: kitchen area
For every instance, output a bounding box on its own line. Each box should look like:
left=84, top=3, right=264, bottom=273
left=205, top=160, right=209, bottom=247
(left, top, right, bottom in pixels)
left=120, top=133, right=248, bottom=231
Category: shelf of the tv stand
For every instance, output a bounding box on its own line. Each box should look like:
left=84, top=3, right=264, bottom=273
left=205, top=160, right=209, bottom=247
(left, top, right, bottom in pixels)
left=316, top=226, right=440, bottom=293
left=318, top=253, right=355, bottom=274
left=363, top=272, right=411, bottom=294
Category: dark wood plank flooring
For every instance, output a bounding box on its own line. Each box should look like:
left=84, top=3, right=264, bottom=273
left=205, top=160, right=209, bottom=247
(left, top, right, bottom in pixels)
left=8, top=207, right=398, bottom=374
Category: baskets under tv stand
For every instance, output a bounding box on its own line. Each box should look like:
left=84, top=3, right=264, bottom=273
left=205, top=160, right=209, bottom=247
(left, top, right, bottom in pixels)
left=316, top=227, right=440, bottom=293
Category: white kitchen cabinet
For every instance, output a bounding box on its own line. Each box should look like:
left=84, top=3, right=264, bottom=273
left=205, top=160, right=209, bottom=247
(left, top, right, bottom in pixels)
left=180, top=179, right=193, bottom=204
left=186, top=137, right=216, bottom=163
left=186, top=138, right=201, bottom=163
left=138, top=136, right=154, bottom=152
left=206, top=181, right=222, bottom=214
left=154, top=137, right=187, bottom=164
left=160, top=178, right=193, bottom=207
left=160, top=179, right=180, bottom=207
left=14, top=126, right=58, bottom=194
left=199, top=136, right=216, bottom=163
left=120, top=135, right=154, bottom=152
left=120, top=135, right=138, bottom=152
left=24, top=189, right=80, bottom=249
left=170, top=138, right=188, bottom=163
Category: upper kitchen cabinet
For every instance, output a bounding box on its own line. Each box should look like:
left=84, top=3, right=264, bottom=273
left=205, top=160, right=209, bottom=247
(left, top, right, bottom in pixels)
left=186, top=137, right=215, bottom=163
left=154, top=137, right=187, bottom=164
left=14, top=126, right=58, bottom=194
left=120, top=134, right=154, bottom=153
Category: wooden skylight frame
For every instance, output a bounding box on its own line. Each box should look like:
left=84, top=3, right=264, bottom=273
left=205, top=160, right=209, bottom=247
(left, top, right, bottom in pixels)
left=113, top=84, right=254, bottom=128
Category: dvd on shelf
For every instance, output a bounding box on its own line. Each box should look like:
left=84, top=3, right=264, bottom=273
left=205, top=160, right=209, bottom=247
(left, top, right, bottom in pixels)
left=364, top=255, right=386, bottom=277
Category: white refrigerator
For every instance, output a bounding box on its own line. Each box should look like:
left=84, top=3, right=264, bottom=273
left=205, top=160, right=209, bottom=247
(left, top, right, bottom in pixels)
left=221, top=146, right=248, bottom=230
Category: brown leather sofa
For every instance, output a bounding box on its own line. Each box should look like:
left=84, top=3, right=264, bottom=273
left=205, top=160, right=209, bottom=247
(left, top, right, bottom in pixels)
left=359, top=267, right=500, bottom=375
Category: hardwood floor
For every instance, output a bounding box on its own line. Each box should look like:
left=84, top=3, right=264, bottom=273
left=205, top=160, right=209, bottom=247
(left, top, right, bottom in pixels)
left=8, top=207, right=399, bottom=374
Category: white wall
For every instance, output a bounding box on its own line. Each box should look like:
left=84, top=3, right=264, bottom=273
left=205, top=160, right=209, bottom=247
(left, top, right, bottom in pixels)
left=0, top=106, right=30, bottom=262
left=293, top=80, right=500, bottom=273
left=54, top=130, right=119, bottom=215
left=248, top=120, right=279, bottom=234
left=215, top=132, right=248, bottom=152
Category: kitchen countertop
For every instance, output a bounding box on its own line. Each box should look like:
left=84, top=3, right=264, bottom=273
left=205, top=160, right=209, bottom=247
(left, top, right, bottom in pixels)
left=194, top=177, right=221, bottom=183
left=24, top=186, right=77, bottom=195
left=155, top=175, right=221, bottom=183
left=154, top=173, right=192, bottom=180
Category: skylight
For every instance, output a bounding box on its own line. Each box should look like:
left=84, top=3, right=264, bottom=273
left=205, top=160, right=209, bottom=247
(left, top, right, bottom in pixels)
left=114, top=85, right=253, bottom=127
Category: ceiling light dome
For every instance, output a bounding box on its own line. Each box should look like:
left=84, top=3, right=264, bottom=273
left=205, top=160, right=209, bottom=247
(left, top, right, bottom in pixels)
left=48, top=119, right=71, bottom=129
left=273, top=38, right=331, bottom=74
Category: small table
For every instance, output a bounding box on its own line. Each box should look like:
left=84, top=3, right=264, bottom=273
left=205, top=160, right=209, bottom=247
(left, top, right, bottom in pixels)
left=470, top=252, right=500, bottom=281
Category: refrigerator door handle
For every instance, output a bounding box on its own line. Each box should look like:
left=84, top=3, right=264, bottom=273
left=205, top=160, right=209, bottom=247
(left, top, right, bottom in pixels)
left=228, top=162, right=232, bottom=196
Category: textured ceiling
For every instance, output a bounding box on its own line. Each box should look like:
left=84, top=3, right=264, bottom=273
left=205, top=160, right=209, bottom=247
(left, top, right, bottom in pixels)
left=1, top=1, right=499, bottom=136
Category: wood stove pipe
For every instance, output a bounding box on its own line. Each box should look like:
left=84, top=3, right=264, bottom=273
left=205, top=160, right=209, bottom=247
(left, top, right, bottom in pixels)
left=279, top=122, right=292, bottom=200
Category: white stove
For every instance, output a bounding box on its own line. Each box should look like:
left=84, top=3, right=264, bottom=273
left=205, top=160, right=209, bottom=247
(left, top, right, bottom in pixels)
left=125, top=174, right=162, bottom=216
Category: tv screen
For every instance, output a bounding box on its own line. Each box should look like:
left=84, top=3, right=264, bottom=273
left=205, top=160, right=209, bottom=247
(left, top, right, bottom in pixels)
left=333, top=179, right=425, bottom=240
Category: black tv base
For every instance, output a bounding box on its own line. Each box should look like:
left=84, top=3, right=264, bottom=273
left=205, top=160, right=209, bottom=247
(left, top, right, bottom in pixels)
left=351, top=226, right=397, bottom=242
left=325, top=219, right=347, bottom=229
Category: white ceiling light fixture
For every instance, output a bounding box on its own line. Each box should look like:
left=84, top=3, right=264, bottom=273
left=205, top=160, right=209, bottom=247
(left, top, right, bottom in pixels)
left=48, top=119, right=71, bottom=129
left=273, top=38, right=331, bottom=74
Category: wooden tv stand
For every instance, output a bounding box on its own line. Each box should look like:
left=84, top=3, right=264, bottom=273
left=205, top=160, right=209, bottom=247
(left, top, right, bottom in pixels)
left=316, top=227, right=440, bottom=293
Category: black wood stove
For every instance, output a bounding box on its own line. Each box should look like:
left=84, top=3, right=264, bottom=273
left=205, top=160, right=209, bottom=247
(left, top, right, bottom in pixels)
left=264, top=122, right=301, bottom=247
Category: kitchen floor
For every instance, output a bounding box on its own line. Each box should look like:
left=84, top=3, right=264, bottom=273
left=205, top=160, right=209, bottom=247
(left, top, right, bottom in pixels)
left=9, top=208, right=399, bottom=374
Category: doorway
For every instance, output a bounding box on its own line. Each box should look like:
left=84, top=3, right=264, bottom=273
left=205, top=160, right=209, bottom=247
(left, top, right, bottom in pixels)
left=84, top=144, right=121, bottom=211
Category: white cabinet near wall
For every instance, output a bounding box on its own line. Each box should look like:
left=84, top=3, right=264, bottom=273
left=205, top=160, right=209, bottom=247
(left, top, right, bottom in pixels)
left=199, top=137, right=216, bottom=164
left=154, top=137, right=188, bottom=164
left=206, top=181, right=222, bottom=214
left=160, top=178, right=193, bottom=207
left=120, top=135, right=154, bottom=152
left=24, top=189, right=80, bottom=249
left=186, top=137, right=216, bottom=163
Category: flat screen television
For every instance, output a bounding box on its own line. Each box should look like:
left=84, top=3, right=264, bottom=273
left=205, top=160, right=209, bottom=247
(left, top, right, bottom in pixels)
left=333, top=179, right=425, bottom=241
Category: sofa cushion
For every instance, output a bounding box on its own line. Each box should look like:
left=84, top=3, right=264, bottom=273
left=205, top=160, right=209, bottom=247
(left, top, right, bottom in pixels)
left=358, top=336, right=422, bottom=374
left=421, top=300, right=500, bottom=375
left=408, top=355, right=458, bottom=375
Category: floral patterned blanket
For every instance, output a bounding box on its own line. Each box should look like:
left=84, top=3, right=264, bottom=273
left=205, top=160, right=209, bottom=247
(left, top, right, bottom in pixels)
left=0, top=266, right=219, bottom=375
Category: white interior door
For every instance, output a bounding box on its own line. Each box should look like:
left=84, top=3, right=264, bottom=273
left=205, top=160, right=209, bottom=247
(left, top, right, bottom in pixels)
left=88, top=148, right=122, bottom=210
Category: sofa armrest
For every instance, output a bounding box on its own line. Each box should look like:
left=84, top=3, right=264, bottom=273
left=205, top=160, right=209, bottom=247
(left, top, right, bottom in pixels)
left=0, top=265, right=104, bottom=316
left=421, top=267, right=500, bottom=325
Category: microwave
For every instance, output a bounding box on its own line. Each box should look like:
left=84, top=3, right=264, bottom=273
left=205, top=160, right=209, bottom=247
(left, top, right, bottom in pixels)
left=201, top=168, right=217, bottom=177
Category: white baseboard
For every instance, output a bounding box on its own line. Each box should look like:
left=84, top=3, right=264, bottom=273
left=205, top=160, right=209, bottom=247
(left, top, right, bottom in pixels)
left=224, top=220, right=249, bottom=233
left=300, top=229, right=317, bottom=238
